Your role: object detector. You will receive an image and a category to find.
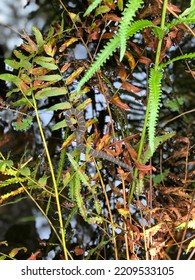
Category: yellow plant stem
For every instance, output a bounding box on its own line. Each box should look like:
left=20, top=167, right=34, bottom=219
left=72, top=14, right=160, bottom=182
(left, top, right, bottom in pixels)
left=95, top=160, right=119, bottom=260
left=32, top=93, right=68, bottom=260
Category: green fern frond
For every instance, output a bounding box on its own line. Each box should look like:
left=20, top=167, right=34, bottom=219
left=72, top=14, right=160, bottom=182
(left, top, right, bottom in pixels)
left=74, top=173, right=102, bottom=224
left=180, top=0, right=195, bottom=18
left=3, top=168, right=17, bottom=177
left=74, top=172, right=87, bottom=221
left=77, top=35, right=119, bottom=92
left=143, top=132, right=176, bottom=163
left=165, top=17, right=195, bottom=31
left=148, top=69, right=163, bottom=153
left=153, top=169, right=170, bottom=188
left=0, top=177, right=27, bottom=188
left=159, top=52, right=195, bottom=70
left=176, top=220, right=195, bottom=230
left=67, top=153, right=102, bottom=222
left=186, top=238, right=195, bottom=254
left=67, top=153, right=90, bottom=187
left=83, top=0, right=102, bottom=16
left=77, top=20, right=155, bottom=91
left=119, top=0, right=144, bottom=61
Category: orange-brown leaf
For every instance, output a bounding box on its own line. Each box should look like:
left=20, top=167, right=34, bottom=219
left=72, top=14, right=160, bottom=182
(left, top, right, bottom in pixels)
left=33, top=79, right=43, bottom=87
left=121, top=81, right=141, bottom=93
left=124, top=51, right=135, bottom=70
left=102, top=33, right=115, bottom=39
left=65, top=67, right=85, bottom=85
left=103, top=14, right=121, bottom=22
left=135, top=161, right=155, bottom=172
left=20, top=43, right=35, bottom=53
left=139, top=56, right=152, bottom=67
left=111, top=94, right=130, bottom=110
left=32, top=67, right=49, bottom=76
left=18, top=81, right=30, bottom=93
left=89, top=31, right=100, bottom=40
left=74, top=245, right=84, bottom=256
left=44, top=42, right=57, bottom=57
left=22, top=30, right=38, bottom=52
left=119, top=66, right=127, bottom=82
left=167, top=3, right=181, bottom=13
left=60, top=62, right=71, bottom=73
left=97, top=134, right=111, bottom=150
left=27, top=250, right=41, bottom=260
left=59, top=38, right=78, bottom=52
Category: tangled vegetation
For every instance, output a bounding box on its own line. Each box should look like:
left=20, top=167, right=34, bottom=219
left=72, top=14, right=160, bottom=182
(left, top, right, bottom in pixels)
left=0, top=0, right=194, bottom=260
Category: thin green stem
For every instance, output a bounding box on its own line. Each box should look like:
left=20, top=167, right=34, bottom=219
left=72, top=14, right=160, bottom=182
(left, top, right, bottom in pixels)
left=32, top=93, right=68, bottom=260
left=154, top=0, right=168, bottom=70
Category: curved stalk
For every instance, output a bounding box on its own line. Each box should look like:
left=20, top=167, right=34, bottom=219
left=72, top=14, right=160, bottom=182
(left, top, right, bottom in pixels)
left=32, top=93, right=68, bottom=260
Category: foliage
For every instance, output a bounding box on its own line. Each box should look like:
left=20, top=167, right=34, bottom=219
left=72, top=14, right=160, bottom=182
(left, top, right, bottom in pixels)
left=0, top=0, right=194, bottom=260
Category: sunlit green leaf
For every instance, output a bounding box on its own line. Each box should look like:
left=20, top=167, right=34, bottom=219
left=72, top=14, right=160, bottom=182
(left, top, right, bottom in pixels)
left=0, top=160, right=14, bottom=173
left=4, top=59, right=31, bottom=70
left=37, top=74, right=62, bottom=81
left=35, top=87, right=67, bottom=99
left=95, top=5, right=110, bottom=16
left=12, top=98, right=33, bottom=106
left=33, top=56, right=58, bottom=70
left=52, top=120, right=66, bottom=130
left=20, top=167, right=31, bottom=176
left=38, top=176, right=48, bottom=187
left=46, top=102, right=71, bottom=111
left=0, top=73, right=21, bottom=84
left=32, top=26, right=45, bottom=47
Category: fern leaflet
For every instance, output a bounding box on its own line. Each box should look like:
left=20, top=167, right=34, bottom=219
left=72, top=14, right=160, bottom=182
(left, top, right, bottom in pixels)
left=67, top=153, right=102, bottom=223
left=143, top=132, right=176, bottom=163
left=119, top=0, right=144, bottom=61
left=148, top=69, right=163, bottom=153
left=186, top=239, right=195, bottom=254
left=77, top=20, right=155, bottom=91
left=165, top=17, right=195, bottom=31
left=159, top=52, right=195, bottom=70
left=176, top=220, right=195, bottom=230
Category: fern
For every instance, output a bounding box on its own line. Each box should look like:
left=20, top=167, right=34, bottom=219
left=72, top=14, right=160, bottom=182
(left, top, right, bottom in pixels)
left=176, top=220, right=195, bottom=230
left=148, top=69, right=163, bottom=153
left=180, top=0, right=195, bottom=18
left=153, top=169, right=170, bottom=188
left=143, top=132, right=176, bottom=163
left=0, top=177, right=27, bottom=188
left=118, top=0, right=144, bottom=61
left=74, top=172, right=87, bottom=221
left=165, top=17, right=195, bottom=31
left=74, top=173, right=102, bottom=224
left=67, top=153, right=102, bottom=223
left=176, top=219, right=195, bottom=254
left=77, top=20, right=155, bottom=91
left=186, top=239, right=195, bottom=254
left=67, top=153, right=91, bottom=188
left=159, top=52, right=195, bottom=70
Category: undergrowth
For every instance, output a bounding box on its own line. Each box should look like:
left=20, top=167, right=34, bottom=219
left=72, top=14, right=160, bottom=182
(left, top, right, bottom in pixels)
left=0, top=0, right=194, bottom=260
